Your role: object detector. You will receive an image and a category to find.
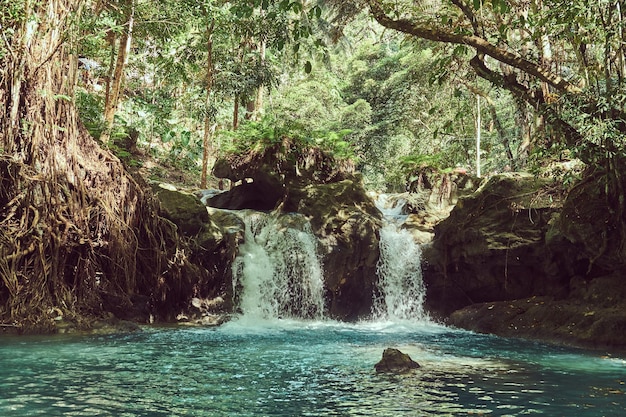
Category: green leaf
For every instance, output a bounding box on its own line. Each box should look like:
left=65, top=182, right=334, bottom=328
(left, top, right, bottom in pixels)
left=304, top=61, right=312, bottom=74
left=473, top=0, right=482, bottom=10
left=315, top=5, right=322, bottom=19
left=492, top=0, right=510, bottom=14
left=180, top=130, right=191, bottom=147
left=162, top=130, right=175, bottom=144
left=291, top=2, right=302, bottom=13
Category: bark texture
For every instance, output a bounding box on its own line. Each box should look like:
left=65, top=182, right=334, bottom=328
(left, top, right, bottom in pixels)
left=0, top=0, right=207, bottom=332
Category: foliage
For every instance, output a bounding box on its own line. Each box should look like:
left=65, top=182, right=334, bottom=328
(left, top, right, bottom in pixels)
left=400, top=153, right=445, bottom=173
left=217, top=115, right=356, bottom=162
left=72, top=0, right=538, bottom=191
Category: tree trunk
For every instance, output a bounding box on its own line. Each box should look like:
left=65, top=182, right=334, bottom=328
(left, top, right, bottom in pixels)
left=101, top=0, right=135, bottom=144
left=233, top=96, right=240, bottom=130
left=253, top=37, right=267, bottom=121
left=0, top=0, right=202, bottom=331
left=462, top=82, right=516, bottom=169
left=488, top=104, right=515, bottom=169
left=201, top=20, right=216, bottom=189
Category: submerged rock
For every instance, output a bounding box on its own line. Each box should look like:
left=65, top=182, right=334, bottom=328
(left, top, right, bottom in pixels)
left=374, top=348, right=420, bottom=373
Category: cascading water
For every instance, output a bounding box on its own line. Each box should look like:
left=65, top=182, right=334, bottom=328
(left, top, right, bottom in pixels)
left=373, top=194, right=428, bottom=321
left=232, top=211, right=326, bottom=320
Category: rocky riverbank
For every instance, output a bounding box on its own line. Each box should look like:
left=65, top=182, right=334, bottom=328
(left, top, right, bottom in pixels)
left=420, top=172, right=626, bottom=350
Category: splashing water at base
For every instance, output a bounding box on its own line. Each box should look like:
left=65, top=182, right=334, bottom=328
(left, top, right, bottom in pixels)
left=232, top=211, right=325, bottom=320
left=373, top=194, right=428, bottom=321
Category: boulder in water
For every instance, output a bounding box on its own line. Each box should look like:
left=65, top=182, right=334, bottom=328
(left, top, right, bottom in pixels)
left=281, top=179, right=382, bottom=320
left=374, top=348, right=420, bottom=373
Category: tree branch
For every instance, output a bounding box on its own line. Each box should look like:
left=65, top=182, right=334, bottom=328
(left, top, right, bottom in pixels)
left=469, top=54, right=583, bottom=147
left=366, top=0, right=581, bottom=95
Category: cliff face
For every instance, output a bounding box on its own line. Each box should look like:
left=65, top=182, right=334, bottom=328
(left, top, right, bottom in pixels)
left=421, top=172, right=626, bottom=349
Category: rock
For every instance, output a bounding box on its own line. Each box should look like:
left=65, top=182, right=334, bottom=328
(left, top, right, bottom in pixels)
left=422, top=173, right=574, bottom=318
left=374, top=348, right=420, bottom=373
left=207, top=181, right=284, bottom=211
left=151, top=184, right=242, bottom=318
left=152, top=184, right=210, bottom=236
left=211, top=141, right=382, bottom=321
left=178, top=314, right=230, bottom=327
left=191, top=296, right=226, bottom=313
left=425, top=171, right=626, bottom=349
left=281, top=178, right=382, bottom=320
left=559, top=173, right=626, bottom=272
left=448, top=273, right=626, bottom=350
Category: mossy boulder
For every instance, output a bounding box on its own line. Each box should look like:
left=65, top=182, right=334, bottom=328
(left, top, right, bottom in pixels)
left=449, top=271, right=626, bottom=349
left=281, top=178, right=382, bottom=320
left=152, top=184, right=211, bottom=236
left=423, top=173, right=573, bottom=317
left=210, top=138, right=355, bottom=211
left=210, top=140, right=381, bottom=320
left=152, top=184, right=240, bottom=314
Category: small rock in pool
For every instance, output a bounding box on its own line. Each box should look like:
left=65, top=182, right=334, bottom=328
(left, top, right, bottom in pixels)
left=374, top=348, right=420, bottom=373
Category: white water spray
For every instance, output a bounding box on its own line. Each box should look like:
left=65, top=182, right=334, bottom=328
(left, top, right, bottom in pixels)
left=373, top=194, right=428, bottom=321
left=232, top=212, right=326, bottom=320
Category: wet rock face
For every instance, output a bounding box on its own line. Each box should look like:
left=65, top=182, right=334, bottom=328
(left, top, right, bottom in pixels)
left=448, top=271, right=626, bottom=349
left=206, top=181, right=283, bottom=211
left=422, top=173, right=577, bottom=318
left=152, top=184, right=239, bottom=313
left=282, top=180, right=382, bottom=320
left=419, top=170, right=626, bottom=349
left=374, top=348, right=420, bottom=373
left=210, top=141, right=382, bottom=321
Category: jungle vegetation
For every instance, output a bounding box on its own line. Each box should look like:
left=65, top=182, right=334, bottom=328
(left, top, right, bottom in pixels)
left=2, top=0, right=626, bottom=329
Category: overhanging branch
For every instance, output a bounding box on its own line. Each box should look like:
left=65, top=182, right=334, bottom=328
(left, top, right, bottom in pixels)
left=469, top=54, right=583, bottom=147
left=366, top=0, right=581, bottom=95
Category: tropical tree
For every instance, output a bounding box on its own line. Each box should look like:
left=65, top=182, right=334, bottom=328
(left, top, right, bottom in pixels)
left=0, top=0, right=203, bottom=330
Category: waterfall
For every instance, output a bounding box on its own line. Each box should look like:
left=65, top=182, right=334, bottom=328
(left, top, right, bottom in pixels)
left=373, top=194, right=428, bottom=321
left=232, top=211, right=326, bottom=320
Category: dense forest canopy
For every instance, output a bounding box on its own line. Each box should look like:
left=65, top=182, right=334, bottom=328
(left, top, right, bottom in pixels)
left=37, top=0, right=623, bottom=187
left=2, top=0, right=626, bottom=329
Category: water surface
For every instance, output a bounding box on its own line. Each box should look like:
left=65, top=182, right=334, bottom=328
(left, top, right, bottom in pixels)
left=1, top=319, right=624, bottom=416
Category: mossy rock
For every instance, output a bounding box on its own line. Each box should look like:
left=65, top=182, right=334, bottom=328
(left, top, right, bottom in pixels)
left=423, top=173, right=572, bottom=317
left=560, top=174, right=626, bottom=271
left=152, top=184, right=210, bottom=236
left=281, top=178, right=382, bottom=320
